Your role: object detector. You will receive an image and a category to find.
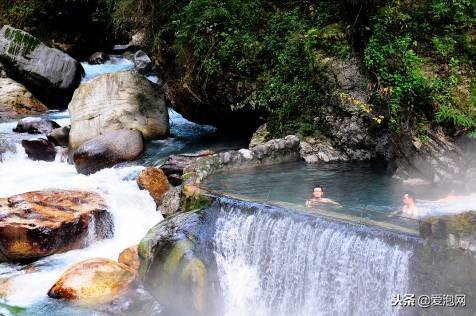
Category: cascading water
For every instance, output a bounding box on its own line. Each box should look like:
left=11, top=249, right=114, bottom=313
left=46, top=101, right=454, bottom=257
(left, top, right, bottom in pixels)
left=203, top=198, right=420, bottom=316
left=0, top=146, right=161, bottom=309
left=0, top=56, right=238, bottom=315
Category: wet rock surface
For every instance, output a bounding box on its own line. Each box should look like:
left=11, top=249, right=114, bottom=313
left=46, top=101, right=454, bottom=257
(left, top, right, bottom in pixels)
left=139, top=210, right=207, bottom=316
left=47, top=125, right=70, bottom=147
left=0, top=26, right=84, bottom=107
left=68, top=71, right=169, bottom=149
left=73, top=129, right=144, bottom=175
left=88, top=52, right=110, bottom=65
left=137, top=167, right=170, bottom=206
left=420, top=211, right=476, bottom=254
left=0, top=190, right=113, bottom=262
left=98, top=287, right=161, bottom=315
left=118, top=245, right=140, bottom=272
left=133, top=50, right=152, bottom=74
left=0, top=78, right=47, bottom=119
left=13, top=117, right=60, bottom=134
left=21, top=138, right=56, bottom=161
left=48, top=258, right=137, bottom=305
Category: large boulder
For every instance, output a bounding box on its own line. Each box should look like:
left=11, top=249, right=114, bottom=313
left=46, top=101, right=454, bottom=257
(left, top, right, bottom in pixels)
left=0, top=26, right=84, bottom=107
left=137, top=167, right=170, bottom=205
left=293, top=56, right=390, bottom=163
left=0, top=190, right=113, bottom=262
left=21, top=139, right=56, bottom=161
left=68, top=71, right=169, bottom=149
left=48, top=258, right=137, bottom=306
left=139, top=211, right=208, bottom=316
left=0, top=78, right=47, bottom=119
left=73, top=129, right=144, bottom=175
left=13, top=117, right=60, bottom=134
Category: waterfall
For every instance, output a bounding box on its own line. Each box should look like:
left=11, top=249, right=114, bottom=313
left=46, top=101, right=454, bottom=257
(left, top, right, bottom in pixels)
left=207, top=198, right=417, bottom=316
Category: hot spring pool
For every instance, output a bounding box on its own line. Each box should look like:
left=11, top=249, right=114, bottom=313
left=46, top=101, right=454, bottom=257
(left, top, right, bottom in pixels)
left=204, top=161, right=476, bottom=224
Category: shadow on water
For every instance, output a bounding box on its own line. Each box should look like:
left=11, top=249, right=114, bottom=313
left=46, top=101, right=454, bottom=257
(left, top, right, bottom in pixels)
left=141, top=109, right=248, bottom=166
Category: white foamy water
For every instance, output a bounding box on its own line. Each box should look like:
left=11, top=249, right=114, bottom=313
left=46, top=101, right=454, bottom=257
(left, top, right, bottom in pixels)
left=0, top=147, right=162, bottom=307
left=212, top=203, right=412, bottom=316
left=81, top=56, right=134, bottom=82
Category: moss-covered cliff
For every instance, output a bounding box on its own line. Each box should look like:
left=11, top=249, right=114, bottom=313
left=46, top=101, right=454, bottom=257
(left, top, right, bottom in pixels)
left=110, top=0, right=474, bottom=139
left=2, top=0, right=474, bottom=140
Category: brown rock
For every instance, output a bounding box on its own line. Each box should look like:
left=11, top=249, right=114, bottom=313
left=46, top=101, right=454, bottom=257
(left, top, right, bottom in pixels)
left=21, top=138, right=56, bottom=161
left=48, top=258, right=136, bottom=306
left=137, top=167, right=170, bottom=205
left=0, top=78, right=47, bottom=119
left=118, top=245, right=140, bottom=271
left=0, top=190, right=113, bottom=262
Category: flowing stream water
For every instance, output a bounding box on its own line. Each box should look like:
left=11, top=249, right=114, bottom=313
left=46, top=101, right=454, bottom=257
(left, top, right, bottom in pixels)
left=0, top=57, right=474, bottom=316
left=0, top=57, right=244, bottom=315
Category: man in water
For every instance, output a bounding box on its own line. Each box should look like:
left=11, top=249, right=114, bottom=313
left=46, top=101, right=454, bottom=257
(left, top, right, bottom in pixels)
left=305, top=185, right=340, bottom=207
left=401, top=191, right=420, bottom=218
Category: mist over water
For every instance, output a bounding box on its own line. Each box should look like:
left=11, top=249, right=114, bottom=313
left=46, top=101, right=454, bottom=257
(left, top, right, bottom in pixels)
left=202, top=198, right=414, bottom=316
left=205, top=161, right=476, bottom=219
left=1, top=53, right=474, bottom=316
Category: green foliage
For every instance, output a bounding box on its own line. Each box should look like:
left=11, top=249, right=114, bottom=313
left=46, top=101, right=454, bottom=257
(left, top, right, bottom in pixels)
left=364, top=0, right=475, bottom=134
left=110, top=0, right=474, bottom=137
left=151, top=0, right=345, bottom=137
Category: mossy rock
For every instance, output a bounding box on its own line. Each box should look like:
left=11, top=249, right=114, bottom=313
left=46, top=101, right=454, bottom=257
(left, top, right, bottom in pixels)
left=0, top=25, right=84, bottom=108
left=420, top=211, right=476, bottom=239
left=3, top=26, right=41, bottom=57
left=316, top=23, right=352, bottom=59
left=138, top=210, right=208, bottom=316
left=180, top=185, right=212, bottom=212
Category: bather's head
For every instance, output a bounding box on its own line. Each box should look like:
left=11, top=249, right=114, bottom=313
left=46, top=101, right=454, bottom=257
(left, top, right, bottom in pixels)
left=403, top=191, right=416, bottom=206
left=313, top=185, right=324, bottom=199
